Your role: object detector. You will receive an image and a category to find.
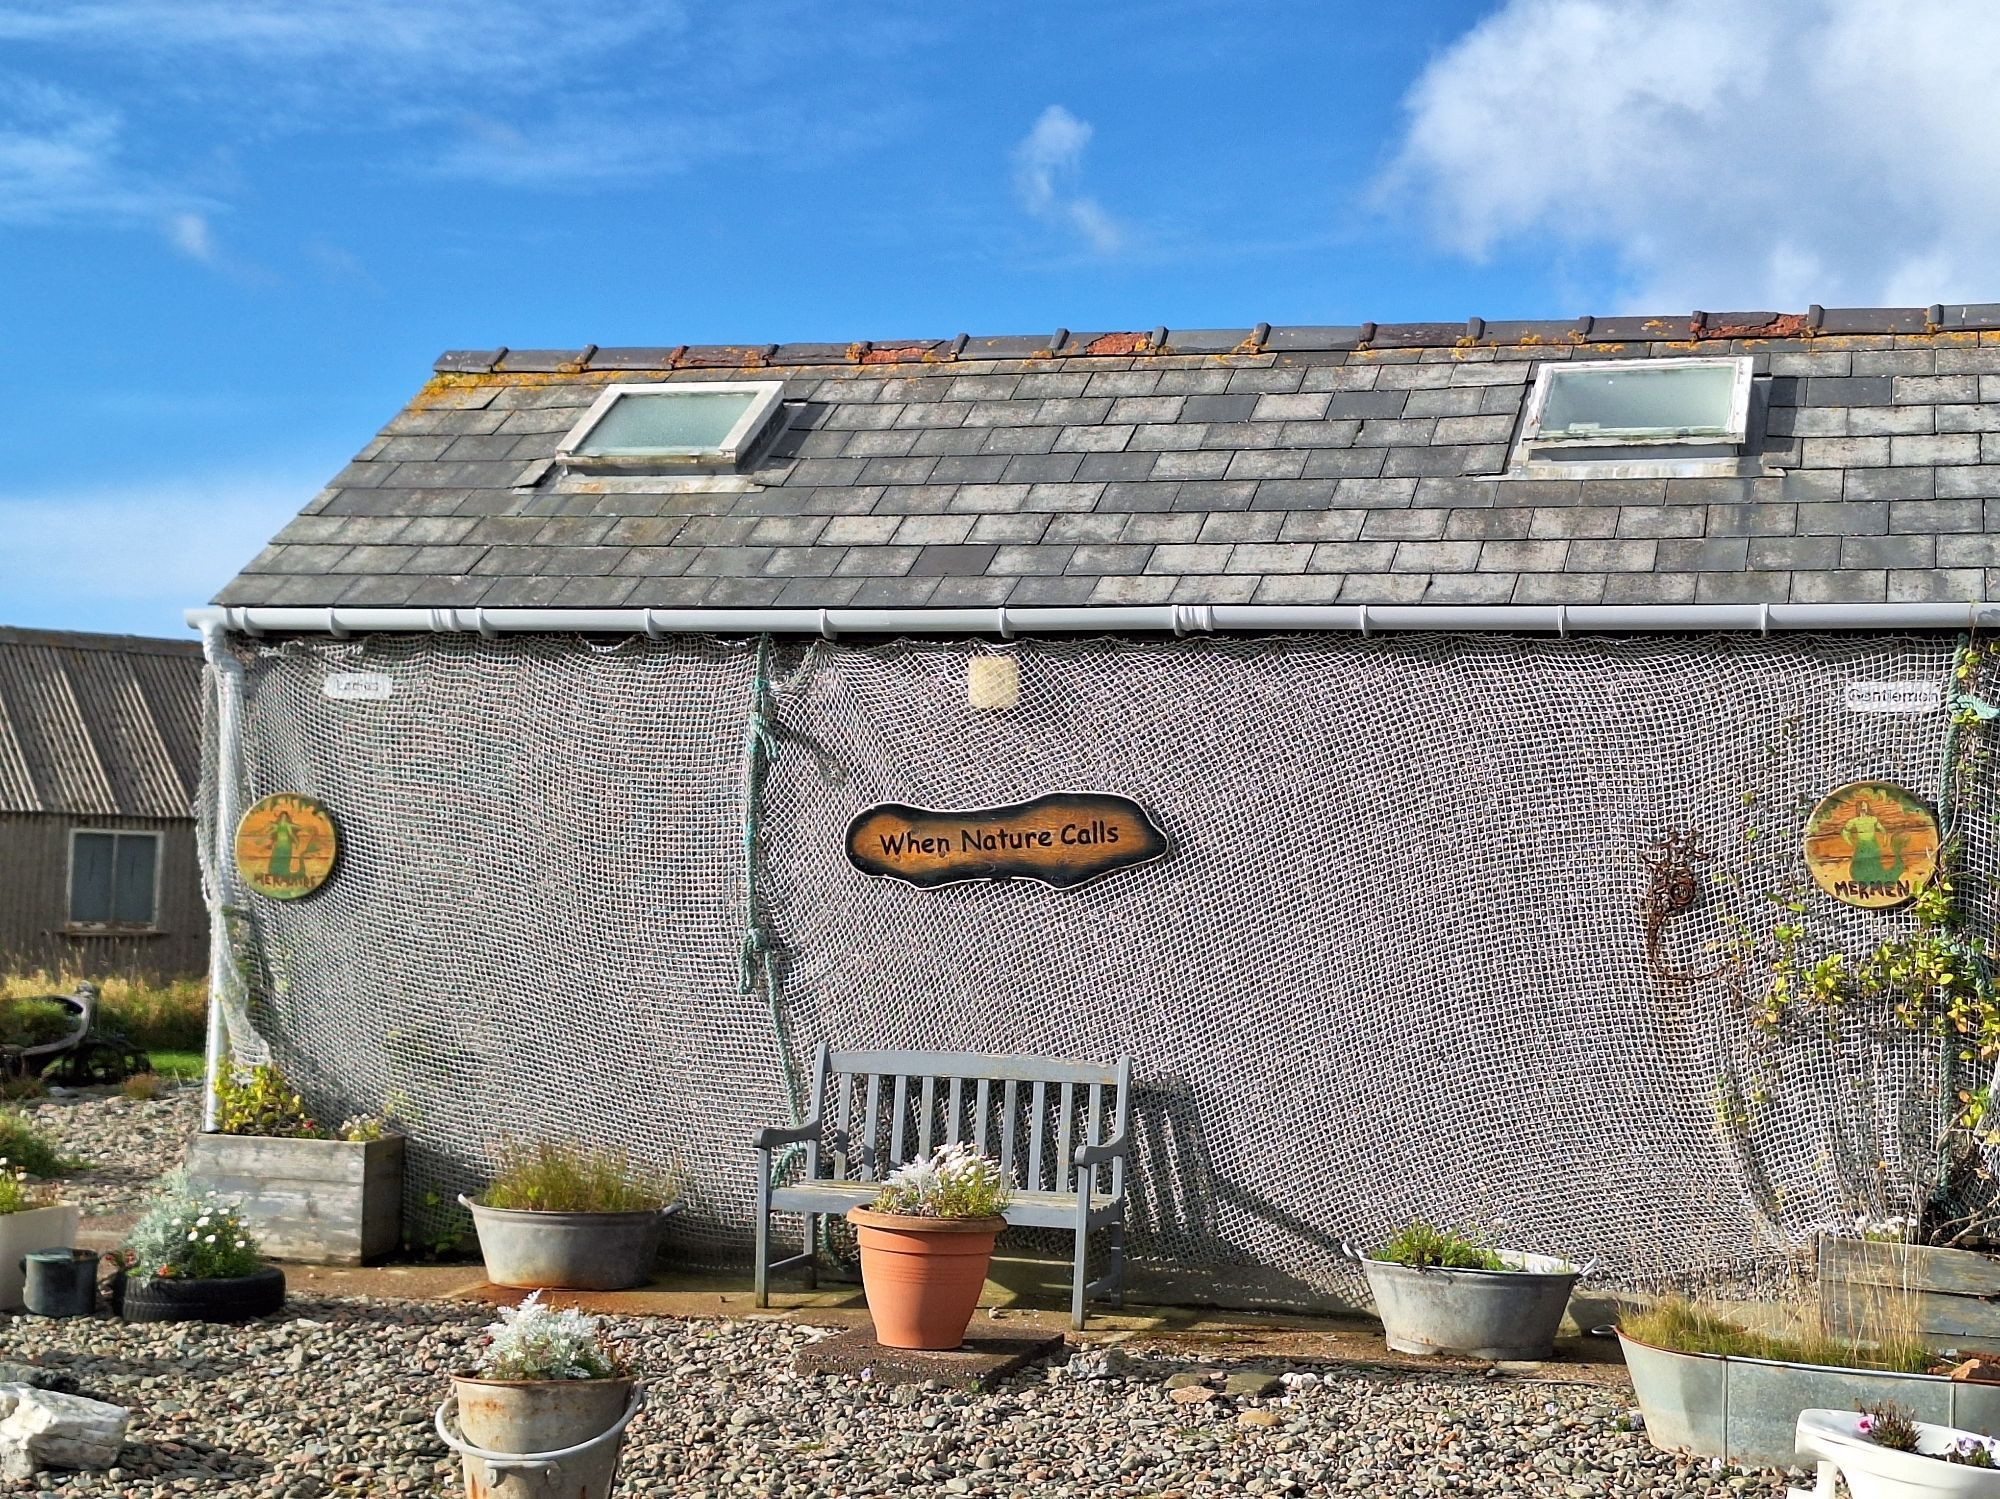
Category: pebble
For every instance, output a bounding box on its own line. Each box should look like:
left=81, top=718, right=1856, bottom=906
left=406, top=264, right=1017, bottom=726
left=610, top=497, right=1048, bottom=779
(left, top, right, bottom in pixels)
left=13, top=1085, right=201, bottom=1218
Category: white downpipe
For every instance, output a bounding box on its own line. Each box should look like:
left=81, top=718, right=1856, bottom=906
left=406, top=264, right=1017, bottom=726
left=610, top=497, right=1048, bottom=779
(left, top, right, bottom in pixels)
left=195, top=618, right=245, bottom=1132
left=188, top=600, right=1999, bottom=639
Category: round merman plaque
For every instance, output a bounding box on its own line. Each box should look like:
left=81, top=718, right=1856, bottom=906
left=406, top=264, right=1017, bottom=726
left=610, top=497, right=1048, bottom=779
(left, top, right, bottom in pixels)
left=1802, top=781, right=1939, bottom=910
left=235, top=793, right=339, bottom=901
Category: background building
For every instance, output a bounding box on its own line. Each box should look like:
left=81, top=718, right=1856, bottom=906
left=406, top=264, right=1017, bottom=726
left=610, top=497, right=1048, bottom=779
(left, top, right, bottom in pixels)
left=0, top=626, right=207, bottom=980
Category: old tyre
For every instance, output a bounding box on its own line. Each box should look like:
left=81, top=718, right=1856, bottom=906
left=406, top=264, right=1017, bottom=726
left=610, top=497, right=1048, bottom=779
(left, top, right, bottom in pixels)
left=118, top=1264, right=286, bottom=1323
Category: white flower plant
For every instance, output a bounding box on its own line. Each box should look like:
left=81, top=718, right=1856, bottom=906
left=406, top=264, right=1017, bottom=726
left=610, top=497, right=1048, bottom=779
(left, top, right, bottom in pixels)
left=473, top=1292, right=624, bottom=1381
left=871, top=1142, right=1011, bottom=1220
left=122, top=1169, right=262, bottom=1281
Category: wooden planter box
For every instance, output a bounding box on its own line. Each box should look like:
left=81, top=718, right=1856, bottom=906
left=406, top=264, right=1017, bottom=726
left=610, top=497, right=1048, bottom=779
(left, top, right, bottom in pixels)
left=1820, top=1233, right=2000, bottom=1353
left=186, top=1133, right=404, bottom=1266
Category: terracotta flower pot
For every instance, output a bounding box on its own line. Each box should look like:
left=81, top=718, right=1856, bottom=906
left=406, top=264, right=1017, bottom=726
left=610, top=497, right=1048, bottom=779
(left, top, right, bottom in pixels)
left=847, top=1206, right=1003, bottom=1350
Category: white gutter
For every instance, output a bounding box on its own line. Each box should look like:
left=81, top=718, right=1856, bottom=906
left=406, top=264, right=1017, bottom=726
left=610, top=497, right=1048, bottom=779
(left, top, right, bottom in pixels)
left=195, top=617, right=244, bottom=1132
left=187, top=601, right=1998, bottom=639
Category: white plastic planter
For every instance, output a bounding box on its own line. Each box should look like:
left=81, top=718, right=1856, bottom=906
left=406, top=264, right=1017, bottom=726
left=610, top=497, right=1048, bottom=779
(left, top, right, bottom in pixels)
left=1791, top=1407, right=2000, bottom=1499
left=0, top=1203, right=82, bottom=1310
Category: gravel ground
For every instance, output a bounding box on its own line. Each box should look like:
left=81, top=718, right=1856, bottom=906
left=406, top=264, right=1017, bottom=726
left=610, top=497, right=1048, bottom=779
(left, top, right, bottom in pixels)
left=9, top=1082, right=201, bottom=1217
left=1, top=1091, right=1797, bottom=1496
left=0, top=1303, right=1795, bottom=1498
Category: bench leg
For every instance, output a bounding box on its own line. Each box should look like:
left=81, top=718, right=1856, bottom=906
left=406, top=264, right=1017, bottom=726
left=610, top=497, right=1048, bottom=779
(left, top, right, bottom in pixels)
left=1071, top=1204, right=1091, bottom=1331
left=754, top=1158, right=772, bottom=1309
left=1106, top=1219, right=1125, bottom=1309
left=800, top=1212, right=818, bottom=1290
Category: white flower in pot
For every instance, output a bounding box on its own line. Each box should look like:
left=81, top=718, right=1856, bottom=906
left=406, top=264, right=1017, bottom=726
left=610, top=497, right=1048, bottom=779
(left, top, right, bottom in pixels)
left=443, top=1293, right=642, bottom=1496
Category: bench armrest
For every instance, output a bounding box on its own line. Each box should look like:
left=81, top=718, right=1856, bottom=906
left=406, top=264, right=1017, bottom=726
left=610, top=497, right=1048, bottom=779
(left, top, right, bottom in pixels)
left=1074, top=1132, right=1130, bottom=1168
left=753, top=1121, right=820, bottom=1150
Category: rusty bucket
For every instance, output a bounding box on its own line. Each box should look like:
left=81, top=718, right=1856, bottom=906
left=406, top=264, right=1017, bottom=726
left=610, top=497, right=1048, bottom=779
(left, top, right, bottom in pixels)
left=437, top=1375, right=641, bottom=1499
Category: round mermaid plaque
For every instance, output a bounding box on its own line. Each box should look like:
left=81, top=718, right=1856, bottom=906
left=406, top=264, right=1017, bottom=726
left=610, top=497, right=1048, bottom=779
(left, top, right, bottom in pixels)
left=1802, top=781, right=1939, bottom=910
left=235, top=793, right=339, bottom=901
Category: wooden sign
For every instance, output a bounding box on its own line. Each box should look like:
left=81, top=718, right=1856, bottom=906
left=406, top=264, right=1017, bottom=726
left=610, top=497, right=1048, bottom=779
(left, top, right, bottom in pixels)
left=1803, top=781, right=1939, bottom=910
left=846, top=792, right=1170, bottom=891
left=235, top=793, right=339, bottom=901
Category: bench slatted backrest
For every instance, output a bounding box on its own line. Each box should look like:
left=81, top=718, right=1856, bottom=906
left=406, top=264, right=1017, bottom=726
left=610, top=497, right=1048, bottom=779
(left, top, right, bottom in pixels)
left=821, top=1049, right=1128, bottom=1197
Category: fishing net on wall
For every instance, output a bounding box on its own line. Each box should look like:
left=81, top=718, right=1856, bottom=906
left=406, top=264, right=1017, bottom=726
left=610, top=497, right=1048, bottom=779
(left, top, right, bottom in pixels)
left=199, top=628, right=1993, bottom=1292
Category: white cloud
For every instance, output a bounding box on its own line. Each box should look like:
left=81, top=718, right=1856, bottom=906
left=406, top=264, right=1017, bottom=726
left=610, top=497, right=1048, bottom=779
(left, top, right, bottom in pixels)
left=165, top=209, right=216, bottom=263
left=0, top=471, right=318, bottom=621
left=1012, top=104, right=1124, bottom=255
left=1383, top=0, right=2000, bottom=311
left=0, top=75, right=193, bottom=225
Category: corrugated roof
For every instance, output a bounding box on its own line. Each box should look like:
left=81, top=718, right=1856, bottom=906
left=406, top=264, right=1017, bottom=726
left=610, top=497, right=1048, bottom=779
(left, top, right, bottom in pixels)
left=215, top=307, right=2000, bottom=612
left=0, top=627, right=203, bottom=818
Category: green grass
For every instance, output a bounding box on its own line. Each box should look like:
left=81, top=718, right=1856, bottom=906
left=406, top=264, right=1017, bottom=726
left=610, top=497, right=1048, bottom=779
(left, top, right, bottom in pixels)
left=1, top=971, right=207, bottom=1052
left=479, top=1139, right=678, bottom=1213
left=145, top=1051, right=205, bottom=1081
left=0, top=1110, right=72, bottom=1177
left=1622, top=1296, right=1932, bottom=1374
left=1374, top=1222, right=1512, bottom=1271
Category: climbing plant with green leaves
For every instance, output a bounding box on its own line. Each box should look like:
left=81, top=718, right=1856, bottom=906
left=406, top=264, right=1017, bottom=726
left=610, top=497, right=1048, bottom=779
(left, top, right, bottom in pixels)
left=1732, top=637, right=2000, bottom=1140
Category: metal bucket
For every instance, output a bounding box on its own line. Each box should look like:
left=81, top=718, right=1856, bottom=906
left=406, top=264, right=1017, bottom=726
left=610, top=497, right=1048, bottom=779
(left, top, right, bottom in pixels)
left=460, top=1196, right=677, bottom=1291
left=1362, top=1251, right=1580, bottom=1360
left=21, top=1249, right=98, bottom=1318
left=437, top=1377, right=641, bottom=1499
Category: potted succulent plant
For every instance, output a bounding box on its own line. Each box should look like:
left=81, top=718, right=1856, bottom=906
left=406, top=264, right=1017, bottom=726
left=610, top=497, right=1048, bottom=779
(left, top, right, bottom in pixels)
left=438, top=1292, right=642, bottom=1499
left=112, top=1169, right=285, bottom=1323
left=462, top=1140, right=681, bottom=1291
left=1793, top=1402, right=2000, bottom=1497
left=847, top=1142, right=1011, bottom=1351
left=186, top=1060, right=405, bottom=1265
left=0, top=1150, right=80, bottom=1312
left=1360, top=1221, right=1581, bottom=1361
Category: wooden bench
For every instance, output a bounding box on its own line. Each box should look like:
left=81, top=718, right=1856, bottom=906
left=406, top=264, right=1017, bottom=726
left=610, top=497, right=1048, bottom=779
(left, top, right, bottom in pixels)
left=753, top=1043, right=1133, bottom=1329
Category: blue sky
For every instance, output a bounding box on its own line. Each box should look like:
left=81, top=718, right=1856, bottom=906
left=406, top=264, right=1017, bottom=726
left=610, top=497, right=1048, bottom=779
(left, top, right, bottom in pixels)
left=6, top=0, right=1998, bottom=638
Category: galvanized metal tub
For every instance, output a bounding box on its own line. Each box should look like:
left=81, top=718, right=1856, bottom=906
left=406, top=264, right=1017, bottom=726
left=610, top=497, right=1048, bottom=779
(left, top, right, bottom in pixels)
left=441, top=1375, right=640, bottom=1499
left=1619, top=1330, right=2000, bottom=1468
left=461, top=1196, right=679, bottom=1291
left=1363, top=1251, right=1579, bottom=1360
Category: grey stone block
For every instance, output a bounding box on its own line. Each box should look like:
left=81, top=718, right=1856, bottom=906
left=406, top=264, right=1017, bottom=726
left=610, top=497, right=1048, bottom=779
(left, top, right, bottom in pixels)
left=1251, top=574, right=1346, bottom=604
left=1301, top=448, right=1390, bottom=479
left=1654, top=537, right=1750, bottom=571
left=1896, top=374, right=1980, bottom=403
left=1075, top=451, right=1159, bottom=483
left=1146, top=543, right=1235, bottom=574
left=1211, top=541, right=1311, bottom=575
left=1066, top=543, right=1156, bottom=574
left=1567, top=539, right=1658, bottom=572
left=1844, top=466, right=1936, bottom=501
left=1889, top=497, right=1983, bottom=531
left=1839, top=534, right=1935, bottom=568
left=1000, top=453, right=1086, bottom=484
left=1198, top=513, right=1284, bottom=543
left=1527, top=507, right=1619, bottom=539
left=1891, top=433, right=1980, bottom=466
left=1251, top=392, right=1332, bottom=422
left=1747, top=535, right=1840, bottom=569
left=1847, top=405, right=1935, bottom=436
left=1181, top=393, right=1260, bottom=422
left=1324, top=390, right=1410, bottom=419
left=1391, top=540, right=1481, bottom=573
left=1791, top=569, right=1888, bottom=603
left=1153, top=449, right=1234, bottom=480
left=1796, top=500, right=1888, bottom=535
left=1888, top=567, right=1984, bottom=601
left=1805, top=376, right=1894, bottom=405
left=1224, top=450, right=1308, bottom=481
left=1384, top=447, right=1475, bottom=477
left=1800, top=437, right=1891, bottom=468
left=1693, top=572, right=1792, bottom=603
left=1418, top=573, right=1518, bottom=605
left=890, top=515, right=977, bottom=546
left=1305, top=540, right=1398, bottom=572
left=1359, top=509, right=1451, bottom=540
left=1445, top=508, right=1533, bottom=540
left=1479, top=539, right=1569, bottom=572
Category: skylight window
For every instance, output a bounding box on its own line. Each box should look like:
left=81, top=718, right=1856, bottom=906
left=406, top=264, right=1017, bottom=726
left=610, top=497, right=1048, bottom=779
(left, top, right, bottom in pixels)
left=556, top=381, right=787, bottom=471
left=1513, top=356, right=1755, bottom=472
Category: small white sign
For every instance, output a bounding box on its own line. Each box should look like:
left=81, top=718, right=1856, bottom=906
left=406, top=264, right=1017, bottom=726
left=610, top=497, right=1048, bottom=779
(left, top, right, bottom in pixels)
left=1843, top=680, right=1941, bottom=714
left=323, top=672, right=394, bottom=702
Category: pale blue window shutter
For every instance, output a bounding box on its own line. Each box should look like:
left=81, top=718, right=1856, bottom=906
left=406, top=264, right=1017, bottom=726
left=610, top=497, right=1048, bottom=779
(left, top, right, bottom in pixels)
left=70, top=833, right=115, bottom=923
left=113, top=834, right=158, bottom=924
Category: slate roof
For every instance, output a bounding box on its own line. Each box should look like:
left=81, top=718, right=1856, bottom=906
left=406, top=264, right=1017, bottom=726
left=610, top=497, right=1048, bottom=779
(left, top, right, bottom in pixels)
left=215, top=307, right=2000, bottom=612
left=0, top=628, right=203, bottom=819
